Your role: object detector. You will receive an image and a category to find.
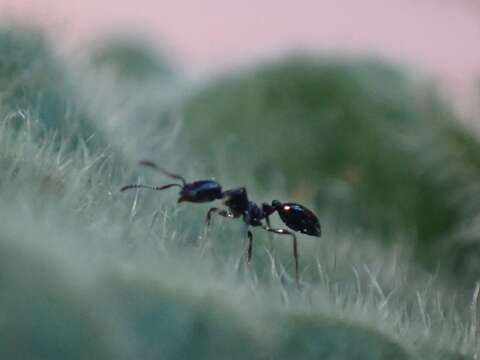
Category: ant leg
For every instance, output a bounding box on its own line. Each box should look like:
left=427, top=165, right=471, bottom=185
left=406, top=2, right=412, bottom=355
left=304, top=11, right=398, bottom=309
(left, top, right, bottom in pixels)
left=265, top=215, right=275, bottom=251
left=204, top=207, right=234, bottom=237
left=139, top=160, right=187, bottom=185
left=120, top=183, right=182, bottom=192
left=205, top=207, right=233, bottom=226
left=265, top=215, right=271, bottom=227
left=264, top=215, right=278, bottom=272
left=262, top=225, right=299, bottom=287
left=241, top=212, right=255, bottom=263
left=201, top=207, right=234, bottom=255
left=247, top=229, right=253, bottom=262
left=261, top=203, right=277, bottom=255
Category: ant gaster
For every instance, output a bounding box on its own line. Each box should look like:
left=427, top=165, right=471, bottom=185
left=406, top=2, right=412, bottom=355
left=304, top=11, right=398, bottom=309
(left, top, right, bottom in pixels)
left=262, top=201, right=321, bottom=237
left=206, top=187, right=321, bottom=286
left=120, top=160, right=223, bottom=203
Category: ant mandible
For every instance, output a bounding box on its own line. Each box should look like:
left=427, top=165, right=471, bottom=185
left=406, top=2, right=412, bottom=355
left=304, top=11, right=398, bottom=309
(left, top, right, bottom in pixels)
left=206, top=187, right=321, bottom=286
left=120, top=160, right=224, bottom=203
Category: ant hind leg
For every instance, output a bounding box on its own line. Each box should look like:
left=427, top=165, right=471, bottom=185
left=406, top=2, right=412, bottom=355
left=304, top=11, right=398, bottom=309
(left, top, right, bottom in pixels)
left=262, top=225, right=299, bottom=288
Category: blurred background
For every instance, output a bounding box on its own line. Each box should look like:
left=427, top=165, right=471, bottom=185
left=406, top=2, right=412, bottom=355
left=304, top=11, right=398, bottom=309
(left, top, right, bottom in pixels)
left=1, top=1, right=480, bottom=359
left=3, top=0, right=480, bottom=87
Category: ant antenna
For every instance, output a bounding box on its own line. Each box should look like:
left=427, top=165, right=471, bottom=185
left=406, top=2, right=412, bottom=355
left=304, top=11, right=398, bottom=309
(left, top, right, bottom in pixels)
left=139, top=160, right=187, bottom=186
left=120, top=183, right=182, bottom=192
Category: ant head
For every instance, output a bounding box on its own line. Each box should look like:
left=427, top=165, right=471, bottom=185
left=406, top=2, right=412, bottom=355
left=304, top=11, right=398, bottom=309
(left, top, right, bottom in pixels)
left=272, top=200, right=282, bottom=209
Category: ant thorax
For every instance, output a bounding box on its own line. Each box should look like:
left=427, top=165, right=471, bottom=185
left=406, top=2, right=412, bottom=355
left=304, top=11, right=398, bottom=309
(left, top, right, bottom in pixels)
left=246, top=201, right=264, bottom=226
left=222, top=187, right=249, bottom=217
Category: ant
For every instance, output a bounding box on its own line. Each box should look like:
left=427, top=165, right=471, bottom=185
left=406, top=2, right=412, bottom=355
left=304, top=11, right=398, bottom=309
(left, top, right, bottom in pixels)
left=120, top=160, right=224, bottom=203
left=121, top=161, right=322, bottom=287
left=206, top=187, right=321, bottom=286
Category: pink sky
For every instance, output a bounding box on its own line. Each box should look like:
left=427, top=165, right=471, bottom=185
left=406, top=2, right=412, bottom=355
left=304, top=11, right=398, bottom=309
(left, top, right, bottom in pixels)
left=2, top=0, right=480, bottom=94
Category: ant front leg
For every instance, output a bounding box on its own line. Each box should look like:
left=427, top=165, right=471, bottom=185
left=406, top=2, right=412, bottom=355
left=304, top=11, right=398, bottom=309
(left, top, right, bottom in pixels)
left=247, top=229, right=253, bottom=263
left=262, top=225, right=299, bottom=288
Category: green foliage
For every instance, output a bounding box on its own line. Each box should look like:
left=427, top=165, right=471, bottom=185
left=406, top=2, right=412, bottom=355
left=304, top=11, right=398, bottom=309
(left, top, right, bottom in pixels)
left=90, top=37, right=175, bottom=82
left=0, top=25, right=107, bottom=149
left=1, top=25, right=479, bottom=359
left=0, top=105, right=477, bottom=359
left=182, top=55, right=480, bottom=272
left=105, top=270, right=266, bottom=360
left=0, top=235, right=121, bottom=360
left=0, top=221, right=418, bottom=360
left=275, top=315, right=411, bottom=360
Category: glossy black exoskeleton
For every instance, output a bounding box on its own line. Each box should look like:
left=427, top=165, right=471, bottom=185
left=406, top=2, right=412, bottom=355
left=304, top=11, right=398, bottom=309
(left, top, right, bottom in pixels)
left=262, top=200, right=321, bottom=237
left=120, top=160, right=223, bottom=203
left=205, top=187, right=321, bottom=286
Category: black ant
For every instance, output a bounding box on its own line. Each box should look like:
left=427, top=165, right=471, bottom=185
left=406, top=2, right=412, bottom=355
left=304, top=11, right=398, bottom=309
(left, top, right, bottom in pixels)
left=206, top=187, right=321, bottom=286
left=120, top=160, right=223, bottom=203
left=121, top=161, right=322, bottom=287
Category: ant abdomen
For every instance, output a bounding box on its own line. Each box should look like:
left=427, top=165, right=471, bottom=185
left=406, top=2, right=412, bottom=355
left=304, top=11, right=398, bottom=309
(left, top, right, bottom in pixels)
left=275, top=202, right=321, bottom=237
